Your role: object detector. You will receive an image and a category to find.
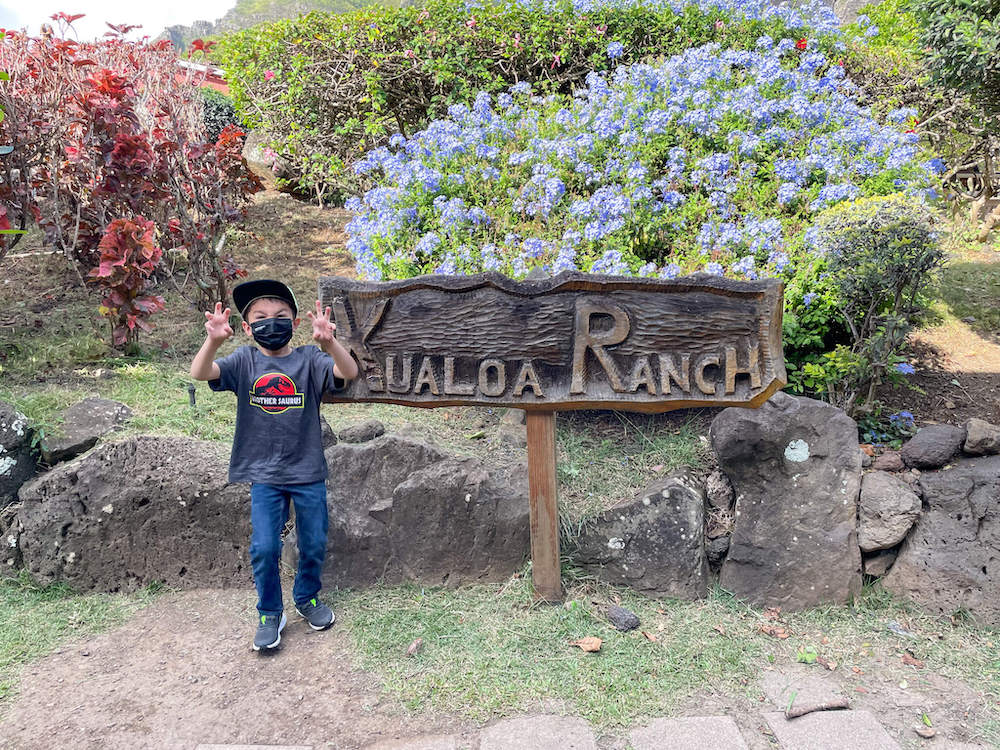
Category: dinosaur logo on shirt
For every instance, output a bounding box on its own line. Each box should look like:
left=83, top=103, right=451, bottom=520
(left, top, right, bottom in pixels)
left=249, top=372, right=304, bottom=414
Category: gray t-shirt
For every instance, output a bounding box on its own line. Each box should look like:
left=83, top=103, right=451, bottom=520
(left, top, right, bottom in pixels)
left=209, top=345, right=344, bottom=484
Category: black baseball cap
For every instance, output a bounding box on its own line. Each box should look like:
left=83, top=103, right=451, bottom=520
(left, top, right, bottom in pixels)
left=232, top=279, right=298, bottom=318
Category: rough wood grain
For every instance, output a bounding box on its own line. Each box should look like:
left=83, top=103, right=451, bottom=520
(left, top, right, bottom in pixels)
left=526, top=411, right=561, bottom=602
left=319, top=271, right=785, bottom=412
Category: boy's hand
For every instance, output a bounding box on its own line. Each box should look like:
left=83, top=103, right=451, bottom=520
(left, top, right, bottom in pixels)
left=308, top=299, right=337, bottom=345
left=204, top=302, right=234, bottom=342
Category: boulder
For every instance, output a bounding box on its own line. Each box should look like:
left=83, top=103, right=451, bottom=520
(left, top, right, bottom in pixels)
left=336, top=419, right=385, bottom=444
left=858, top=470, right=921, bottom=552
left=0, top=402, right=36, bottom=510
left=705, top=535, right=730, bottom=568
left=863, top=548, right=897, bottom=578
left=319, top=434, right=446, bottom=587
left=882, top=455, right=1000, bottom=625
left=388, top=458, right=529, bottom=585
left=872, top=451, right=905, bottom=472
left=606, top=605, right=640, bottom=631
left=900, top=424, right=965, bottom=470
left=319, top=415, right=337, bottom=448
left=16, top=436, right=252, bottom=592
left=963, top=418, right=1000, bottom=456
left=572, top=470, right=708, bottom=598
left=40, top=398, right=132, bottom=465
left=710, top=392, right=862, bottom=610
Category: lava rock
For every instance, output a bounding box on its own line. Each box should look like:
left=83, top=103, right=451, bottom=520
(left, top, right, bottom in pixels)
left=963, top=418, right=1000, bottom=456
left=40, top=398, right=132, bottom=465
left=900, top=424, right=966, bottom=470
left=607, top=605, right=640, bottom=631
left=336, top=419, right=386, bottom=444
left=872, top=451, right=905, bottom=472
left=573, top=470, right=708, bottom=598
left=858, top=471, right=921, bottom=552
left=710, top=392, right=862, bottom=611
left=883, top=455, right=1000, bottom=625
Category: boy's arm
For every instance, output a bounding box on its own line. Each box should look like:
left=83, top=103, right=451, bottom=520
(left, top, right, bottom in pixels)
left=190, top=302, right=233, bottom=381
left=308, top=300, right=359, bottom=381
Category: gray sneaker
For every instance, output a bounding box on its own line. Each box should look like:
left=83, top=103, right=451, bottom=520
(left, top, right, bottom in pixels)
left=295, top=597, right=335, bottom=630
left=252, top=612, right=287, bottom=651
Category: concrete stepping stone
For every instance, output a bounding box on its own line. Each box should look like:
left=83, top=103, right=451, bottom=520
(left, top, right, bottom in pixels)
left=760, top=669, right=847, bottom=710
left=363, top=735, right=458, bottom=750
left=479, top=715, right=597, bottom=750
left=764, top=710, right=901, bottom=750
left=630, top=716, right=749, bottom=750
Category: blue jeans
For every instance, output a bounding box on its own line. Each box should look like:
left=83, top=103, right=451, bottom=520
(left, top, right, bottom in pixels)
left=249, top=480, right=329, bottom=617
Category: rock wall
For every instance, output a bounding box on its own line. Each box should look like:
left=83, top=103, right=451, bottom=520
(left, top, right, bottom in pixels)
left=5, top=394, right=1000, bottom=625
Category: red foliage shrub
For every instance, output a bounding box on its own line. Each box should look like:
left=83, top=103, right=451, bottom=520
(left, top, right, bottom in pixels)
left=90, top=218, right=166, bottom=345
left=0, top=16, right=261, bottom=346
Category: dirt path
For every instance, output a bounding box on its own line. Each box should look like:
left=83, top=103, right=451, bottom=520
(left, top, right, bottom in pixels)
left=0, top=589, right=479, bottom=750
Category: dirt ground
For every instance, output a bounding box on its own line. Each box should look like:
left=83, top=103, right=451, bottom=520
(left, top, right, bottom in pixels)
left=0, top=588, right=994, bottom=750
left=0, top=589, right=479, bottom=750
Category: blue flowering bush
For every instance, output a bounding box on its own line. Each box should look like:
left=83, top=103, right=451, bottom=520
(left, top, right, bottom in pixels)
left=217, top=0, right=842, bottom=200
left=346, top=42, right=939, bottom=283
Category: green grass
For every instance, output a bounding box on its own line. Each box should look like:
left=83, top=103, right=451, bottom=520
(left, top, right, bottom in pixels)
left=0, top=572, right=161, bottom=706
left=556, top=411, right=710, bottom=525
left=337, top=578, right=1000, bottom=736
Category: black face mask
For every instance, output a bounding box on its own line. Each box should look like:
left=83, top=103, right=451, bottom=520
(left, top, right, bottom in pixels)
left=250, top=317, right=294, bottom=351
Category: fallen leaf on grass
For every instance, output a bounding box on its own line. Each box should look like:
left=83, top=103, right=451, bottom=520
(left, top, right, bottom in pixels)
left=651, top=464, right=664, bottom=473
left=406, top=637, right=424, bottom=657
left=712, top=624, right=726, bottom=636
left=763, top=607, right=782, bottom=621
left=570, top=637, right=602, bottom=652
left=902, top=652, right=925, bottom=669
left=914, top=726, right=936, bottom=739
left=816, top=656, right=837, bottom=671
left=641, top=631, right=657, bottom=642
left=760, top=623, right=790, bottom=639
left=851, top=666, right=864, bottom=674
left=854, top=687, right=869, bottom=694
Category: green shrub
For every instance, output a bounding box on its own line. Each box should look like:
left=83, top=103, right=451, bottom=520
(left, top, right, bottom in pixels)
left=200, top=88, right=240, bottom=143
left=801, top=194, right=943, bottom=414
left=216, top=0, right=841, bottom=202
left=912, top=0, right=1000, bottom=120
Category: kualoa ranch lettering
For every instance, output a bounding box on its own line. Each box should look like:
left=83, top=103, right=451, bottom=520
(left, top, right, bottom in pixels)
left=318, top=272, right=785, bottom=412
left=318, top=271, right=786, bottom=601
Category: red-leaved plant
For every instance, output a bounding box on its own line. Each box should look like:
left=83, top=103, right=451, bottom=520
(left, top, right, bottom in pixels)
left=91, top=218, right=166, bottom=345
left=0, top=15, right=261, bottom=347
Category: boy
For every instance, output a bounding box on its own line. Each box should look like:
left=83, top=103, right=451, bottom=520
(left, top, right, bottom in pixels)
left=190, top=279, right=358, bottom=651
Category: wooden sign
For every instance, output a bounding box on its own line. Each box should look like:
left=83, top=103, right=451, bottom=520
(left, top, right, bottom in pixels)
left=318, top=271, right=785, bottom=412
left=318, top=271, right=785, bottom=603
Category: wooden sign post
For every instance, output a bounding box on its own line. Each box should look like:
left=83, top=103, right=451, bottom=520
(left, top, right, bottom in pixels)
left=319, top=271, right=785, bottom=601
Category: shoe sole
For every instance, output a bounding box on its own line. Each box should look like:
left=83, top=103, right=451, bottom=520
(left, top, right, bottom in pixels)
left=252, top=612, right=287, bottom=651
left=295, top=607, right=335, bottom=631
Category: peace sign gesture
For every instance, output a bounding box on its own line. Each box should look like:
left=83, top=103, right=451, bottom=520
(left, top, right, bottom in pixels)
left=307, top=299, right=336, bottom=346
left=204, top=302, right=233, bottom=343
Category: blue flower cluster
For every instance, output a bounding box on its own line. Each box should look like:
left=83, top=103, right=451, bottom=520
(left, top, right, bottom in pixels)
left=346, top=35, right=934, bottom=281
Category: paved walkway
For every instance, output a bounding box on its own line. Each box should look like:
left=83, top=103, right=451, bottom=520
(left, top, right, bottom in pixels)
left=195, top=709, right=990, bottom=750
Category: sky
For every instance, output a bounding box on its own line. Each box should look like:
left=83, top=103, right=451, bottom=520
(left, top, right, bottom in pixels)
left=0, top=0, right=235, bottom=41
